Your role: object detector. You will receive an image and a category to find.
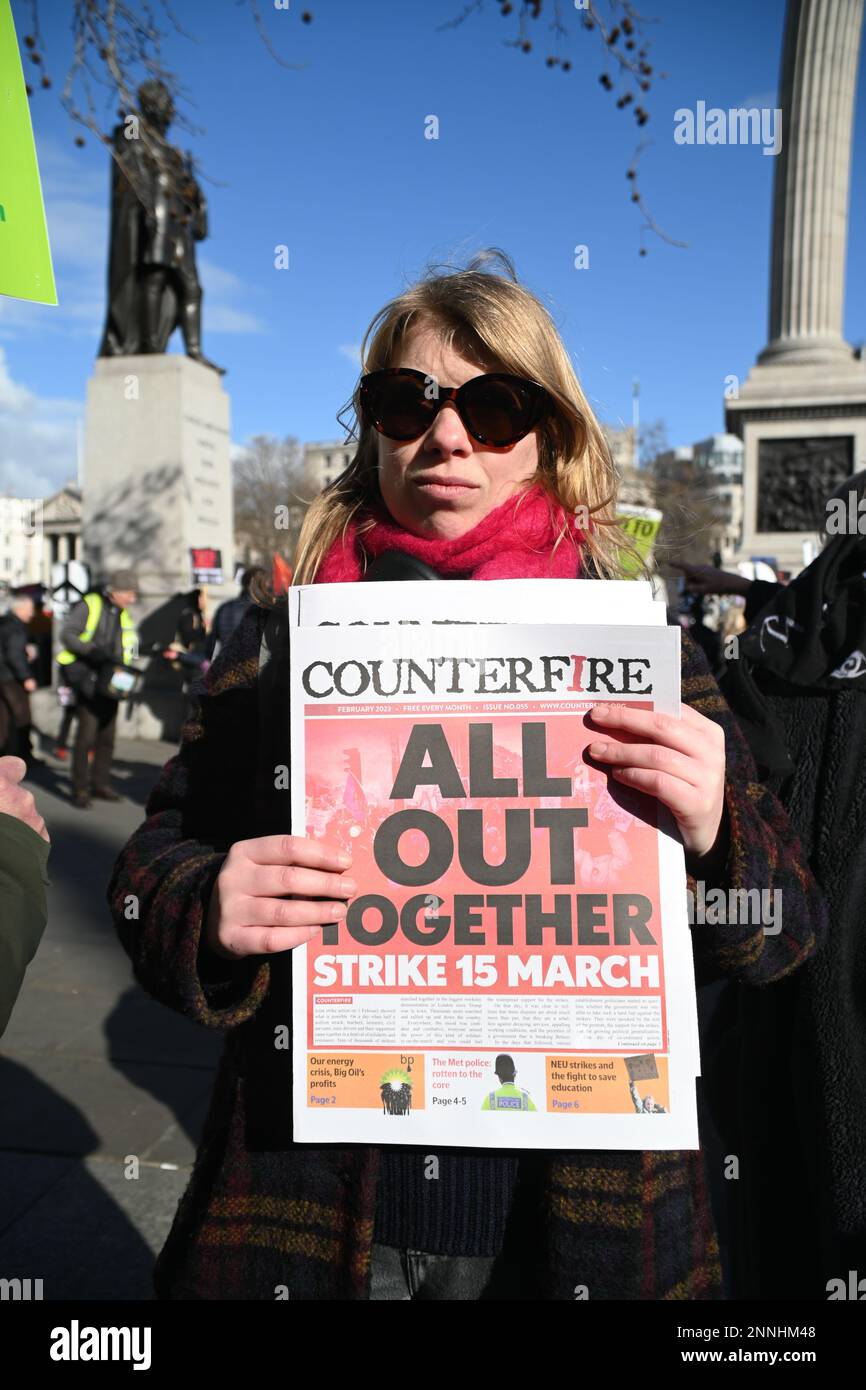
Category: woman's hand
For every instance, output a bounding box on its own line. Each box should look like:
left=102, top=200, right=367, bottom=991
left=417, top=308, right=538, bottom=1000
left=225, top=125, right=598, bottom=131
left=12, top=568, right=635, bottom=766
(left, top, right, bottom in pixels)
left=587, top=703, right=726, bottom=863
left=0, top=756, right=49, bottom=843
left=205, top=833, right=355, bottom=960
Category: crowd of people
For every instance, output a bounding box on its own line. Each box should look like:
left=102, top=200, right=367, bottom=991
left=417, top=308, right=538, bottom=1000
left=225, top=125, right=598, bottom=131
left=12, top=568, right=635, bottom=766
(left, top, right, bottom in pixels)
left=0, top=566, right=267, bottom=805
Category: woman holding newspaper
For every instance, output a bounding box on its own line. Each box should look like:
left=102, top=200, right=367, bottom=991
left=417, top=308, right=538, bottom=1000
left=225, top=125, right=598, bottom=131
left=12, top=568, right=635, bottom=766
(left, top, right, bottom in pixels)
left=109, top=250, right=826, bottom=1301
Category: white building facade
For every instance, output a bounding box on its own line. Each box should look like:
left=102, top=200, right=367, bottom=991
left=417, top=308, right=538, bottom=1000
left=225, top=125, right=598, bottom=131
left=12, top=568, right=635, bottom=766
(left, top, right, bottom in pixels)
left=0, top=495, right=45, bottom=590
left=303, top=440, right=356, bottom=494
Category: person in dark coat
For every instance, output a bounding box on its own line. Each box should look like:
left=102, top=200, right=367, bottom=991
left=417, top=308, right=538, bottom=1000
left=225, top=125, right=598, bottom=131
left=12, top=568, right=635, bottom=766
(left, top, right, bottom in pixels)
left=161, top=589, right=210, bottom=675
left=176, top=588, right=207, bottom=654
left=0, top=593, right=38, bottom=762
left=107, top=254, right=826, bottom=1301
left=203, top=568, right=265, bottom=661
left=710, top=490, right=866, bottom=1299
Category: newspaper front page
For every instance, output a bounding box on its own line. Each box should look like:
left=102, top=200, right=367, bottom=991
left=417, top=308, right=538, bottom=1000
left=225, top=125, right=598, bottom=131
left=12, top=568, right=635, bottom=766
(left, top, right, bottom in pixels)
left=289, top=588, right=700, bottom=1150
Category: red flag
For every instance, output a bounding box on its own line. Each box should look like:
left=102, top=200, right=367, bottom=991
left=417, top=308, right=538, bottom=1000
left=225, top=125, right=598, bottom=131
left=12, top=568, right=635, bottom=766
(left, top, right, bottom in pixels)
left=272, top=554, right=292, bottom=595
left=343, top=772, right=367, bottom=821
left=342, top=748, right=367, bottom=820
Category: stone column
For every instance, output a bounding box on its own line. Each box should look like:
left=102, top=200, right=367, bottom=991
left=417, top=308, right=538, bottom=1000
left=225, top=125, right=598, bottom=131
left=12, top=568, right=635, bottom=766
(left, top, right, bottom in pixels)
left=726, top=0, right=866, bottom=573
left=762, top=0, right=865, bottom=365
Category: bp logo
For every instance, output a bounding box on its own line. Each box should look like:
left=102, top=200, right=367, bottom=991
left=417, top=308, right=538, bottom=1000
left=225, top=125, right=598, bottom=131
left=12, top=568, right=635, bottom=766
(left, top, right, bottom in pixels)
left=380, top=1066, right=413, bottom=1116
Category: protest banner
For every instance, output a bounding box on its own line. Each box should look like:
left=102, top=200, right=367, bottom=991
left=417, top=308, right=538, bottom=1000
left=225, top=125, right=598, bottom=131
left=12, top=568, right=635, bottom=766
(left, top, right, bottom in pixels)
left=625, top=1052, right=660, bottom=1082
left=0, top=0, right=57, bottom=304
left=290, top=593, right=700, bottom=1150
left=617, top=506, right=663, bottom=575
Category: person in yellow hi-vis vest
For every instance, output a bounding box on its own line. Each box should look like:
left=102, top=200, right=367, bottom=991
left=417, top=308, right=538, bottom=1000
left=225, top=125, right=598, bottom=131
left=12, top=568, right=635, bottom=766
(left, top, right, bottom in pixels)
left=56, top=570, right=139, bottom=808
left=481, top=1055, right=537, bottom=1112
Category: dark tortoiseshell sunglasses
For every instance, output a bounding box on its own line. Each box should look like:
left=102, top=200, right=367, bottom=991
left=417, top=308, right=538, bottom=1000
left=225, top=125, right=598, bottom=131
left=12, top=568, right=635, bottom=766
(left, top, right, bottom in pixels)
left=360, top=367, right=553, bottom=448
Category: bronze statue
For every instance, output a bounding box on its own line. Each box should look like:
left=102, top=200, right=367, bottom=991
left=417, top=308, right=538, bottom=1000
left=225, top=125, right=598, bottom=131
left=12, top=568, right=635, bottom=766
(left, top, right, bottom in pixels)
left=98, top=79, right=224, bottom=375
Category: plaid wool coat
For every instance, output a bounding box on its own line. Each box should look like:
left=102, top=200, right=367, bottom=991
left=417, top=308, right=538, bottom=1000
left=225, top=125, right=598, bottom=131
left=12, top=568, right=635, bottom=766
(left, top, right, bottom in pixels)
left=107, top=602, right=827, bottom=1300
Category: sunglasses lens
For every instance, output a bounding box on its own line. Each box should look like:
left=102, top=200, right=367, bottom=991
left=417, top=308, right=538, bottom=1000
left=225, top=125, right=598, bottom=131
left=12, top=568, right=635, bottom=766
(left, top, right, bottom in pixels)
left=462, top=377, right=540, bottom=445
left=367, top=373, right=431, bottom=439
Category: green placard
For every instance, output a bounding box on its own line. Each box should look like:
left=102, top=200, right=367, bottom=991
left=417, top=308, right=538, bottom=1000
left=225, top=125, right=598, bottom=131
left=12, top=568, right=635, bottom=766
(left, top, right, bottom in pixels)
left=0, top=0, right=57, bottom=303
left=617, top=505, right=663, bottom=575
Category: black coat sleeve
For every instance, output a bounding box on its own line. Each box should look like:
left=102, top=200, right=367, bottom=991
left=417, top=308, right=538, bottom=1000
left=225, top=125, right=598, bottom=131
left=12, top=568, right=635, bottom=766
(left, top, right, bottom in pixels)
left=106, top=605, right=275, bottom=1028
left=1, top=619, right=32, bottom=683
left=0, top=813, right=50, bottom=1036
left=680, top=631, right=827, bottom=986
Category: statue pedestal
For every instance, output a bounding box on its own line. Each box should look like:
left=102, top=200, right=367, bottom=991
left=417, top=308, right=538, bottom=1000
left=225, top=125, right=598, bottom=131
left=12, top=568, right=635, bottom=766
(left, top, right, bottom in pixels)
left=726, top=356, right=866, bottom=573
left=82, top=353, right=235, bottom=739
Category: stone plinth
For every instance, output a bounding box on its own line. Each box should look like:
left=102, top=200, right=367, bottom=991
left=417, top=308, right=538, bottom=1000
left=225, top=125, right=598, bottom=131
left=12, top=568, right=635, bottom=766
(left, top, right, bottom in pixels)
left=727, top=359, right=866, bottom=572
left=81, top=353, right=235, bottom=739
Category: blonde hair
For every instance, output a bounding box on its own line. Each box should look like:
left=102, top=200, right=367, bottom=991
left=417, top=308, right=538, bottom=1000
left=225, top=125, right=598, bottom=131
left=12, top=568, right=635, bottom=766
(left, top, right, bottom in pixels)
left=287, top=249, right=635, bottom=592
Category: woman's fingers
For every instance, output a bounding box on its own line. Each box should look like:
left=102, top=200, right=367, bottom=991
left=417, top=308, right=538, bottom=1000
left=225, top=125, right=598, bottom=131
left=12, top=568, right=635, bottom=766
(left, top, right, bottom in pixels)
left=605, top=764, right=708, bottom=820
left=587, top=702, right=726, bottom=858
left=220, top=923, right=328, bottom=957
left=218, top=892, right=347, bottom=957
left=238, top=862, right=356, bottom=902
left=587, top=735, right=703, bottom=789
left=0, top=756, right=27, bottom=784
left=589, top=701, right=723, bottom=755
left=589, top=702, right=725, bottom=771
left=207, top=834, right=356, bottom=959
left=226, top=893, right=349, bottom=932
left=241, top=833, right=351, bottom=871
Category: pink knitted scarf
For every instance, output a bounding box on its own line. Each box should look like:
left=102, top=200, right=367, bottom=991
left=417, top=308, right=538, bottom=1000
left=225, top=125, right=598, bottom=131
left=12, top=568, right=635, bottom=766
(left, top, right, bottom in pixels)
left=314, top=484, right=585, bottom=583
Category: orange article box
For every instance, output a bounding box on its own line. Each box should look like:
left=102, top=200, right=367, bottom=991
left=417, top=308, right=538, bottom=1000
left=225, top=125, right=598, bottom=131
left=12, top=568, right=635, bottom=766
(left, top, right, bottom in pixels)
left=308, top=1052, right=426, bottom=1112
left=545, top=1054, right=669, bottom=1114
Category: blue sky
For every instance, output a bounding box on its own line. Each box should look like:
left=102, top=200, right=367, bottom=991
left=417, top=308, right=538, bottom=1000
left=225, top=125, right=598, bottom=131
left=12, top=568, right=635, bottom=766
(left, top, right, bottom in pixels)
left=2, top=0, right=865, bottom=497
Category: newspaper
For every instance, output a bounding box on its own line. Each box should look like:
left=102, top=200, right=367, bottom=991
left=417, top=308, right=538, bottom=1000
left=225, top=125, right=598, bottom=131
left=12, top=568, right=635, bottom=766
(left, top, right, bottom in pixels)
left=289, top=584, right=700, bottom=1150
left=288, top=577, right=665, bottom=628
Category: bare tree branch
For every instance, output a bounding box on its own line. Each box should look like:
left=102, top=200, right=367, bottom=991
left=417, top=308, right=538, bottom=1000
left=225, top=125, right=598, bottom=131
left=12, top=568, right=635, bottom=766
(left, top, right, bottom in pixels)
left=22, top=0, right=305, bottom=215
left=22, top=1, right=675, bottom=254
left=233, top=435, right=317, bottom=569
left=628, top=142, right=688, bottom=253
left=247, top=0, right=307, bottom=71
left=436, top=0, right=677, bottom=254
